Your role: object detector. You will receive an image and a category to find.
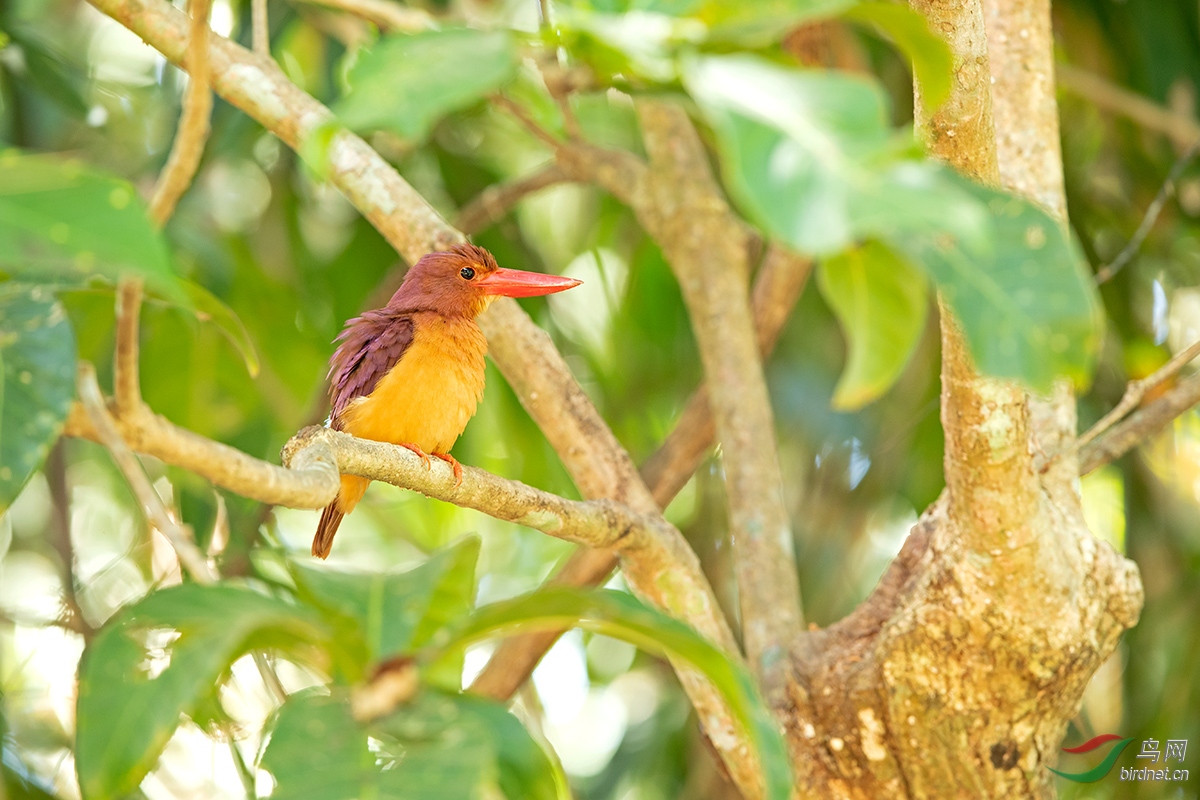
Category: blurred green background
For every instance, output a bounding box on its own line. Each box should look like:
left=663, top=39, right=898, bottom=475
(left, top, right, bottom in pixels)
left=1, top=0, right=1198, bottom=797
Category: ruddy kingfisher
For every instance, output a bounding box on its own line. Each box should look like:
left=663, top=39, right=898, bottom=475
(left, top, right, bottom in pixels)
left=312, top=243, right=581, bottom=558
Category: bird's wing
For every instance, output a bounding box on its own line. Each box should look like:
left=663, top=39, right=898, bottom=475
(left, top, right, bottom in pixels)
left=328, top=311, right=416, bottom=427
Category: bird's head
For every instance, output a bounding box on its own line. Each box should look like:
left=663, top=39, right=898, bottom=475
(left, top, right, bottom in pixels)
left=389, top=243, right=581, bottom=318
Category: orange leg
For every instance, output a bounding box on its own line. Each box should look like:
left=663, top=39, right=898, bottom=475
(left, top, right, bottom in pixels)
left=431, top=452, right=464, bottom=487
left=397, top=441, right=433, bottom=469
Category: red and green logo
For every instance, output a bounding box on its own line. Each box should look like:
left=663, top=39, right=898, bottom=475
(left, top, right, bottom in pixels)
left=1050, top=734, right=1135, bottom=783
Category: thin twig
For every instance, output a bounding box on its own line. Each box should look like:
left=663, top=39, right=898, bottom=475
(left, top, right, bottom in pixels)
left=1095, top=138, right=1200, bottom=284
left=113, top=278, right=144, bottom=415
left=1075, top=336, right=1200, bottom=452
left=455, top=163, right=569, bottom=234
left=252, top=0, right=270, bottom=56
left=1057, top=63, right=1200, bottom=151
left=147, top=0, right=213, bottom=227
left=493, top=94, right=562, bottom=149
left=1080, top=370, right=1200, bottom=474
left=44, top=441, right=94, bottom=641
left=77, top=363, right=218, bottom=584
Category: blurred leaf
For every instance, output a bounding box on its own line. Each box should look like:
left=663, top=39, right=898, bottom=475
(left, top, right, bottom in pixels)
left=554, top=9, right=699, bottom=84
left=76, top=584, right=330, bottom=799
left=560, top=0, right=857, bottom=46
left=335, top=29, right=519, bottom=143
left=693, top=0, right=859, bottom=45
left=1, top=25, right=88, bottom=116
left=176, top=279, right=261, bottom=377
left=0, top=151, right=181, bottom=295
left=259, top=689, right=565, bottom=800
left=288, top=537, right=480, bottom=683
left=0, top=283, right=75, bottom=512
left=683, top=55, right=988, bottom=255
left=433, top=588, right=793, bottom=800
left=895, top=175, right=1102, bottom=390
left=841, top=3, right=952, bottom=114
left=817, top=241, right=927, bottom=410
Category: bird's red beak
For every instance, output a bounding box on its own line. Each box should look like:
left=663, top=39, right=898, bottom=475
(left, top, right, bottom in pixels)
left=476, top=268, right=582, bottom=298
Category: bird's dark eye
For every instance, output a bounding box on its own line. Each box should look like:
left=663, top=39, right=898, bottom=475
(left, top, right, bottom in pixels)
left=460, top=267, right=476, bottom=280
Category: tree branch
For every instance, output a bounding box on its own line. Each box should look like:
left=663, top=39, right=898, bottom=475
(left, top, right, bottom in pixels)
left=455, top=163, right=570, bottom=235
left=78, top=2, right=762, bottom=790
left=44, top=440, right=93, bottom=641
left=77, top=362, right=217, bottom=583
left=251, top=0, right=269, bottom=56
left=1057, top=63, right=1200, bottom=151
left=631, top=99, right=803, bottom=691
left=147, top=0, right=212, bottom=227
left=470, top=241, right=813, bottom=699
left=1079, top=370, right=1200, bottom=474
left=1094, top=138, right=1200, bottom=284
left=288, top=0, right=433, bottom=32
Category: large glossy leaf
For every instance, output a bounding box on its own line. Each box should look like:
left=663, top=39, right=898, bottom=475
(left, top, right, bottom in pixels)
left=817, top=241, right=928, bottom=409
left=259, top=689, right=564, bottom=800
left=432, top=588, right=793, bottom=800
left=288, top=537, right=480, bottom=683
left=841, top=3, right=953, bottom=113
left=683, top=55, right=989, bottom=256
left=0, top=283, right=75, bottom=512
left=75, top=584, right=330, bottom=799
left=335, top=29, right=520, bottom=143
left=895, top=176, right=1102, bottom=390
left=0, top=151, right=179, bottom=294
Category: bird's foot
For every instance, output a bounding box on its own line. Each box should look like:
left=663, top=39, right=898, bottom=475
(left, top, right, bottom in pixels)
left=398, top=442, right=433, bottom=469
left=431, top=453, right=464, bottom=487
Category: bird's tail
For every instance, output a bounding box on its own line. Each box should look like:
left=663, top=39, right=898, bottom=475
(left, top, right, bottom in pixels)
left=312, top=475, right=369, bottom=559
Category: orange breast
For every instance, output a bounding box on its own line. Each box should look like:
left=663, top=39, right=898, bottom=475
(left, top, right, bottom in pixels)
left=338, top=313, right=487, bottom=454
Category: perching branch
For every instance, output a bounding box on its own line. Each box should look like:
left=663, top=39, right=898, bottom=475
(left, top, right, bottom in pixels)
left=147, top=0, right=212, bottom=227
left=78, top=3, right=763, bottom=790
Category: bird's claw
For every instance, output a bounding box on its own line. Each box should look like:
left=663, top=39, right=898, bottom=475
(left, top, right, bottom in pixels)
left=432, top=453, right=464, bottom=487
left=398, top=442, right=433, bottom=469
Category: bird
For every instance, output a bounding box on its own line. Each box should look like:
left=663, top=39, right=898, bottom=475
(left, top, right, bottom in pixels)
left=312, top=243, right=582, bottom=558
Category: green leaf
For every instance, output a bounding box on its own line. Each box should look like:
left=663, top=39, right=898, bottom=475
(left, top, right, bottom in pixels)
left=895, top=175, right=1102, bottom=390
left=259, top=689, right=564, bottom=800
left=682, top=55, right=989, bottom=255
left=177, top=280, right=261, bottom=378
left=76, top=584, right=330, bottom=799
left=817, top=241, right=928, bottom=410
left=432, top=588, right=793, bottom=800
left=0, top=151, right=180, bottom=295
left=693, top=0, right=859, bottom=45
left=0, top=283, right=75, bottom=512
left=335, top=29, right=520, bottom=143
left=288, top=537, right=480, bottom=683
left=1, top=25, right=88, bottom=116
left=561, top=0, right=857, bottom=46
left=842, top=3, right=953, bottom=114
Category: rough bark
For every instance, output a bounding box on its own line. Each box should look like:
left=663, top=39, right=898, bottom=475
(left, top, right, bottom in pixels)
left=768, top=1, right=1144, bottom=796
